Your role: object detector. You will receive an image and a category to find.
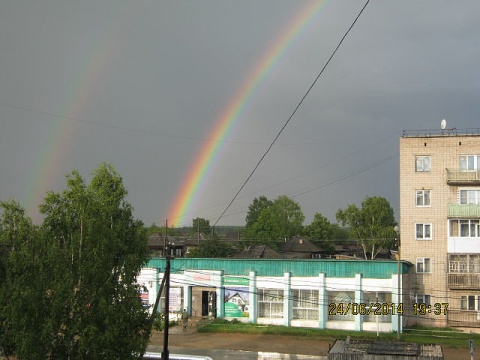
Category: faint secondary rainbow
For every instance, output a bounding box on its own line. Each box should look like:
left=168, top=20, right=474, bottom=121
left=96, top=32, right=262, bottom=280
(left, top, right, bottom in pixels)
left=25, top=5, right=135, bottom=223
left=168, top=0, right=331, bottom=227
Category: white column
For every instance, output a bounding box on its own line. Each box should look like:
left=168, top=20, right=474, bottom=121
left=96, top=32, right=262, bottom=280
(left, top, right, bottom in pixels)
left=284, top=272, right=291, bottom=327
left=392, top=274, right=402, bottom=333
left=355, top=273, right=363, bottom=331
left=218, top=270, right=225, bottom=318
left=249, top=271, right=257, bottom=323
left=318, top=273, right=326, bottom=329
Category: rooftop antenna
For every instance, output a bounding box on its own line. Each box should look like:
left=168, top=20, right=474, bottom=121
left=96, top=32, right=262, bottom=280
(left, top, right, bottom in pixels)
left=441, top=119, right=447, bottom=130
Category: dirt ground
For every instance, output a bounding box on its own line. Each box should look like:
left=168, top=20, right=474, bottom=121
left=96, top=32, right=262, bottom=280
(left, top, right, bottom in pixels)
left=149, top=328, right=471, bottom=360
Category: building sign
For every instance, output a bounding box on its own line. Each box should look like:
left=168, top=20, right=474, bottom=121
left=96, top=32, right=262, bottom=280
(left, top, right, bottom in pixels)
left=169, top=287, right=182, bottom=312
left=224, top=287, right=249, bottom=317
left=224, top=276, right=249, bottom=286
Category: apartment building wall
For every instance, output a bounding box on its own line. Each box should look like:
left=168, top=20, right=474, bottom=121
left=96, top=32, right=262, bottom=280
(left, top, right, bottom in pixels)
left=400, top=133, right=480, bottom=328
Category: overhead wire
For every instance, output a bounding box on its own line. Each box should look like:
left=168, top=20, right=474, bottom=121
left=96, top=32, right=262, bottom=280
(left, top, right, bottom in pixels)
left=212, top=0, right=372, bottom=227
left=140, top=266, right=464, bottom=326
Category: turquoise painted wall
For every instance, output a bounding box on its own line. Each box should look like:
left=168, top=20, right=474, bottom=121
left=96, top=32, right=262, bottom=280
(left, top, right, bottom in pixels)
left=146, top=258, right=410, bottom=278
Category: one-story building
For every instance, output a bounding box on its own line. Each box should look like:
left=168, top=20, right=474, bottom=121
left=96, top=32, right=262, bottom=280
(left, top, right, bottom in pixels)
left=137, top=258, right=412, bottom=333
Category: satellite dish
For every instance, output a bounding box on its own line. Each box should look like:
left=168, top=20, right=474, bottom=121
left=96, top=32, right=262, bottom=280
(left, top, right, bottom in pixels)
left=441, top=119, right=447, bottom=130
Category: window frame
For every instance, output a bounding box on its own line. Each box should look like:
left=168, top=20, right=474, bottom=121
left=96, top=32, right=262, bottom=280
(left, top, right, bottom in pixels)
left=416, top=189, right=431, bottom=207
left=416, top=257, right=432, bottom=273
left=292, top=289, right=319, bottom=320
left=460, top=189, right=480, bottom=204
left=415, top=294, right=431, bottom=306
left=460, top=155, right=480, bottom=171
left=415, top=223, right=432, bottom=240
left=460, top=295, right=480, bottom=311
left=415, top=156, right=431, bottom=172
left=258, top=288, right=284, bottom=319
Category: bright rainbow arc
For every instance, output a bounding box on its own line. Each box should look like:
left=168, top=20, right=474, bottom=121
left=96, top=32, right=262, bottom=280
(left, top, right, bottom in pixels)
left=167, top=0, right=330, bottom=227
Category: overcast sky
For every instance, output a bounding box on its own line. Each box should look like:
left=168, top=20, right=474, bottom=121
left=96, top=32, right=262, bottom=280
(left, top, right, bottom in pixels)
left=1, top=1, right=479, bottom=228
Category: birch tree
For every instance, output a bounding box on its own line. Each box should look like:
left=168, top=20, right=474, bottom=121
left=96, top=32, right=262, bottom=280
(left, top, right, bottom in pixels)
left=0, top=164, right=150, bottom=359
left=336, top=196, right=397, bottom=259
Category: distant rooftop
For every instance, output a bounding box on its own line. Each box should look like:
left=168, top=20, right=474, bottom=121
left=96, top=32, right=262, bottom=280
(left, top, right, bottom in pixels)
left=403, top=128, right=480, bottom=138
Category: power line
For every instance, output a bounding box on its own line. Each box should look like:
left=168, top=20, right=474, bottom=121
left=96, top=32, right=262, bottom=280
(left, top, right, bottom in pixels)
left=213, top=0, right=372, bottom=227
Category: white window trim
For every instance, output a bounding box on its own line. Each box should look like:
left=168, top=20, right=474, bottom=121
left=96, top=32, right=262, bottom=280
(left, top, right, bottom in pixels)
left=459, top=188, right=480, bottom=205
left=460, top=295, right=480, bottom=311
left=460, top=155, right=480, bottom=171
left=416, top=257, right=432, bottom=273
left=415, top=294, right=431, bottom=306
left=416, top=189, right=431, bottom=207
left=416, top=156, right=431, bottom=172
left=415, top=223, right=432, bottom=240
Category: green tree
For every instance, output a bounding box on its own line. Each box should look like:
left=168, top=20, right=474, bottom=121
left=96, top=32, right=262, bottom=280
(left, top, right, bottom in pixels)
left=192, top=217, right=211, bottom=235
left=245, top=196, right=273, bottom=227
left=336, top=196, right=397, bottom=259
left=0, top=164, right=150, bottom=359
left=331, top=224, right=349, bottom=241
left=304, top=212, right=334, bottom=253
left=0, top=199, right=39, bottom=358
left=243, top=195, right=304, bottom=249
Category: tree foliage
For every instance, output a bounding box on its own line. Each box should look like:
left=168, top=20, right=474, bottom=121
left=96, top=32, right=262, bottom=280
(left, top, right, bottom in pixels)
left=192, top=217, right=211, bottom=235
left=0, top=164, right=150, bottom=359
left=243, top=195, right=305, bottom=249
left=336, top=196, right=397, bottom=259
left=304, top=212, right=334, bottom=253
left=245, top=196, right=273, bottom=228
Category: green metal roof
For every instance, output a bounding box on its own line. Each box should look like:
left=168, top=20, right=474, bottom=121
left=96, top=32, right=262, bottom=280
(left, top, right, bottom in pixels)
left=146, top=258, right=411, bottom=279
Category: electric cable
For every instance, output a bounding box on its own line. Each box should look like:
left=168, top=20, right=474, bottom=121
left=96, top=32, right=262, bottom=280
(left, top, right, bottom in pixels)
left=212, top=0, right=372, bottom=227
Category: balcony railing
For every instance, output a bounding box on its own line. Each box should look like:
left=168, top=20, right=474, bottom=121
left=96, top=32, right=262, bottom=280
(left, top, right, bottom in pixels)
left=403, top=128, right=480, bottom=137
left=446, top=169, right=480, bottom=185
left=448, top=309, right=480, bottom=328
left=448, top=273, right=480, bottom=289
left=448, top=204, right=480, bottom=218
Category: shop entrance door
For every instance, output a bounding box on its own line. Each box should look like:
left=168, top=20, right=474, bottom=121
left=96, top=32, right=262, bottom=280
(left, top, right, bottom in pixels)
left=201, top=291, right=217, bottom=318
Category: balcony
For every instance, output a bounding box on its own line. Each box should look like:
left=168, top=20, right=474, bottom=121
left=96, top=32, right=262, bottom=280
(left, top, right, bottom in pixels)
left=448, top=309, right=480, bottom=328
left=448, top=204, right=480, bottom=218
left=446, top=169, right=480, bottom=185
left=448, top=273, right=480, bottom=289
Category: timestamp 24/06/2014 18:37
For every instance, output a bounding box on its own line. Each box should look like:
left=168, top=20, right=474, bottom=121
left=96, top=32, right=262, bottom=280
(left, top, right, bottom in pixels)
left=328, top=302, right=449, bottom=316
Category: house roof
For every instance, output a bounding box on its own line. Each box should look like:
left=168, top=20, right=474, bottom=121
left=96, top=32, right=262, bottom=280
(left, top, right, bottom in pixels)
left=148, top=233, right=178, bottom=248
left=232, top=245, right=283, bottom=259
left=279, top=237, right=321, bottom=253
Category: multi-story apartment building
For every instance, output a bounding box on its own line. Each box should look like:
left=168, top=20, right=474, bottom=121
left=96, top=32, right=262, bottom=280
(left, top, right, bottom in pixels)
left=400, top=128, right=480, bottom=328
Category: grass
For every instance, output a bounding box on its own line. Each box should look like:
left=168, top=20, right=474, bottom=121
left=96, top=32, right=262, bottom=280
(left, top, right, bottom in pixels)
left=197, top=319, right=480, bottom=348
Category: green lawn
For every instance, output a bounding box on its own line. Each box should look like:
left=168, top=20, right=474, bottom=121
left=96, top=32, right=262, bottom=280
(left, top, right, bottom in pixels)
left=197, top=319, right=480, bottom=348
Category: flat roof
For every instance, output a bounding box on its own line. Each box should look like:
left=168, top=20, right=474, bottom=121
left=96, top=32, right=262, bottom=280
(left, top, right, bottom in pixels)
left=402, top=128, right=480, bottom=138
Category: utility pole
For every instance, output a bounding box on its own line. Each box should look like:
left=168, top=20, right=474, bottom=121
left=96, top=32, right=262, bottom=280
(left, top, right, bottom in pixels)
left=162, top=219, right=171, bottom=360
left=395, top=225, right=401, bottom=340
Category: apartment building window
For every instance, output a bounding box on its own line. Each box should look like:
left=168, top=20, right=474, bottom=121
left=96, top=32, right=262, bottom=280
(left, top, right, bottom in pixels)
left=415, top=294, right=431, bottom=306
left=416, top=190, right=431, bottom=206
left=449, top=254, right=480, bottom=273
left=416, top=257, right=431, bottom=273
left=460, top=155, right=480, bottom=171
left=449, top=255, right=468, bottom=273
left=449, top=219, right=480, bottom=238
left=416, top=223, right=432, bottom=240
left=460, top=189, right=480, bottom=204
left=416, top=156, right=431, bottom=172
left=461, top=295, right=479, bottom=311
